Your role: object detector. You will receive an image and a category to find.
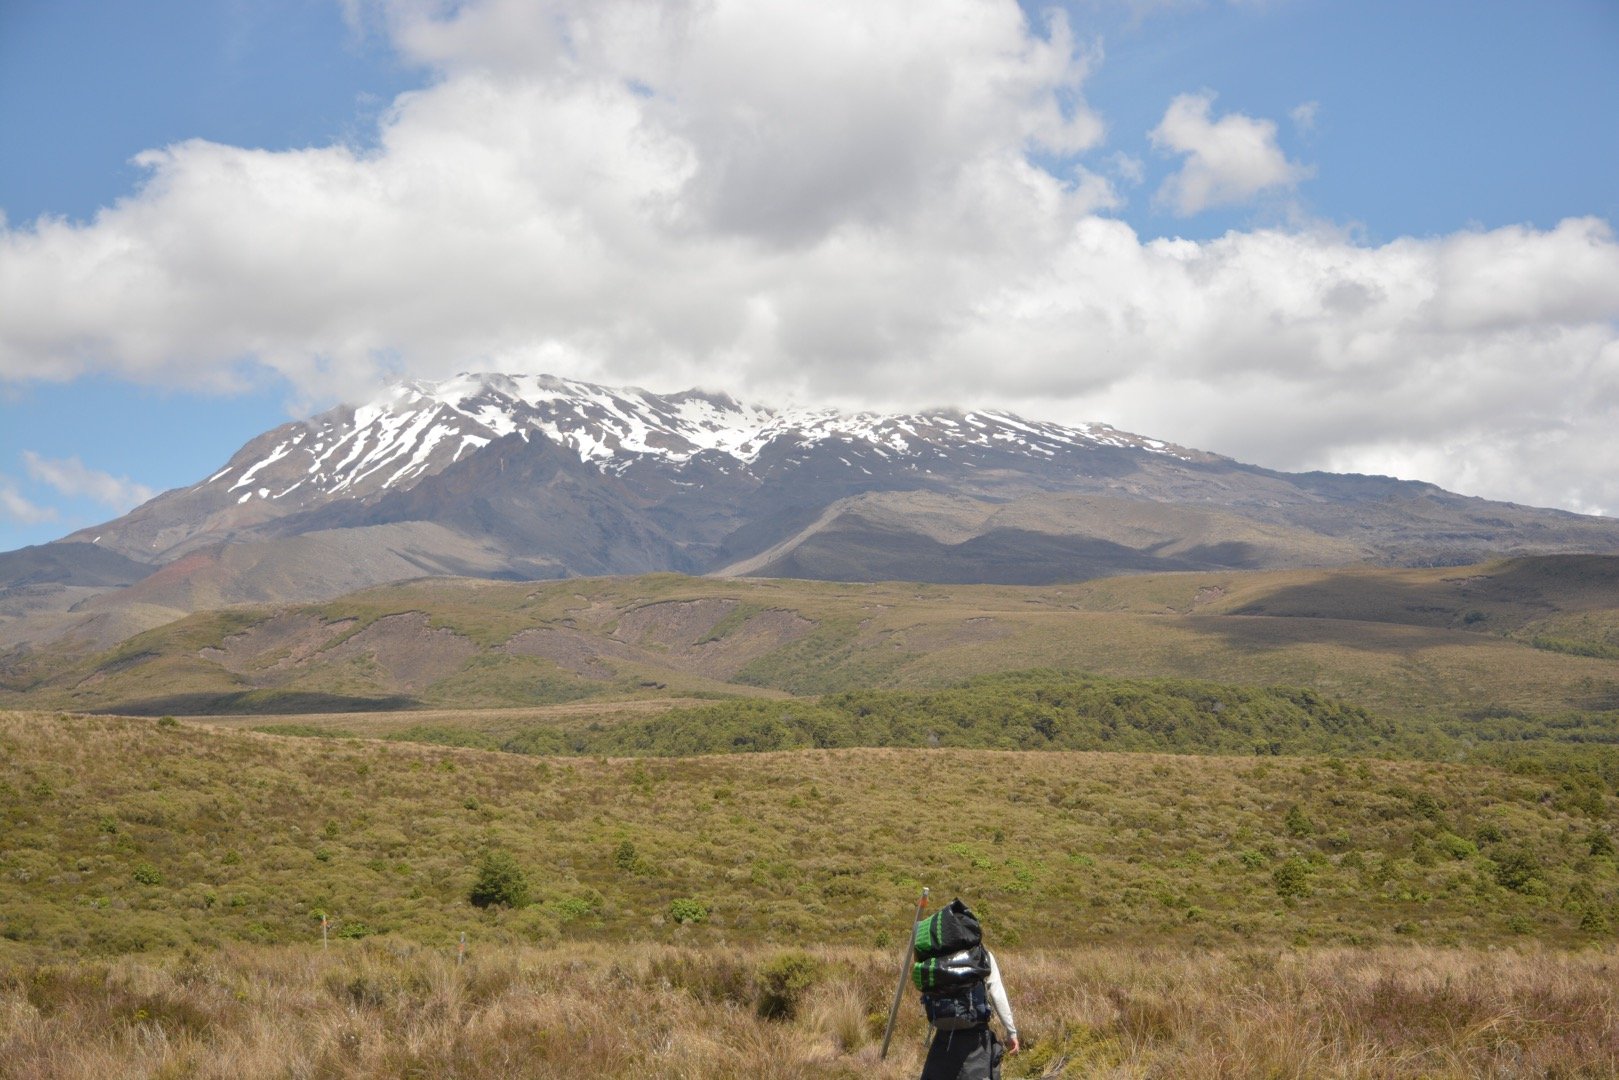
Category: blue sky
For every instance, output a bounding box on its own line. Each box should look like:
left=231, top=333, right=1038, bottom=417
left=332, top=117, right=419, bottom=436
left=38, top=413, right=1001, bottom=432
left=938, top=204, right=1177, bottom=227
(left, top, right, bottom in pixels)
left=2, top=0, right=1617, bottom=552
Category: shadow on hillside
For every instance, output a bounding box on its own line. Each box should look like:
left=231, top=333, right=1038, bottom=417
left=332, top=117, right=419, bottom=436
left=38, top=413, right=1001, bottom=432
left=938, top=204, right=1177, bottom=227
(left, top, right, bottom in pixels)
left=1187, top=613, right=1476, bottom=654
left=1189, top=555, right=1619, bottom=653
left=765, top=524, right=1269, bottom=585
left=90, top=691, right=420, bottom=717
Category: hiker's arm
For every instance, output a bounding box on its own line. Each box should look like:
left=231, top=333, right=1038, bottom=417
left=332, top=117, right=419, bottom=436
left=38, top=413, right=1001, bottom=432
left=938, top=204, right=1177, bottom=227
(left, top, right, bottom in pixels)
left=985, top=951, right=1019, bottom=1053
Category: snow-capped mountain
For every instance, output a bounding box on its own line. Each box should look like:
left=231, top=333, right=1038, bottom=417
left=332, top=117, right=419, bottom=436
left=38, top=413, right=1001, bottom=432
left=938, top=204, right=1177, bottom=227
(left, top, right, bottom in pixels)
left=205, top=372, right=1195, bottom=513
left=25, top=371, right=1619, bottom=631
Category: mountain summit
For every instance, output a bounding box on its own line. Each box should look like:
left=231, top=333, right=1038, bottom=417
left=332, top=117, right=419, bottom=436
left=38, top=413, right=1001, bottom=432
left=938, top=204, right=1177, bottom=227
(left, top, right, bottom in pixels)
left=5, top=372, right=1617, bottom=650
left=61, top=372, right=1215, bottom=568
left=84, top=372, right=1200, bottom=552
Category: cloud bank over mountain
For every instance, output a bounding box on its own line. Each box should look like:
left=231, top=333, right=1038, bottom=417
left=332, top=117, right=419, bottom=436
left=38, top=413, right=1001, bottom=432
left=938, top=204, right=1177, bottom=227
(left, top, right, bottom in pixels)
left=1, top=0, right=1615, bottom=514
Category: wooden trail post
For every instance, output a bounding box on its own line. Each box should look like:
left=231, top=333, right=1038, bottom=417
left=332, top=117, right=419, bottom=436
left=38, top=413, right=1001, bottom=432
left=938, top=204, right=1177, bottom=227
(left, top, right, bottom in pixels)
left=457, top=932, right=467, bottom=967
left=321, top=914, right=328, bottom=951
left=880, top=886, right=929, bottom=1060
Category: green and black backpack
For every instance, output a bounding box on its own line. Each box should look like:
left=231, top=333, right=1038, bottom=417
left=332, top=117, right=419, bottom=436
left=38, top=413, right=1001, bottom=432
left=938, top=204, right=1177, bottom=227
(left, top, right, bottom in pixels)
left=911, top=898, right=992, bottom=1030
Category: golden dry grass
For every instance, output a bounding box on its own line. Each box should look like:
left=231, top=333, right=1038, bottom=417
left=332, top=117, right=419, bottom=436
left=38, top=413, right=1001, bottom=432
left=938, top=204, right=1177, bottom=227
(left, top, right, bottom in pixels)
left=4, top=941, right=1618, bottom=1079
left=192, top=698, right=757, bottom=740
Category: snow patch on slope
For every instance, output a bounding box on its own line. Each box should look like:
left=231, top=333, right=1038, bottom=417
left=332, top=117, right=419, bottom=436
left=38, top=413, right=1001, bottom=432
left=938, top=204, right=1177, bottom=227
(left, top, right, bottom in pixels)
left=214, top=372, right=1192, bottom=506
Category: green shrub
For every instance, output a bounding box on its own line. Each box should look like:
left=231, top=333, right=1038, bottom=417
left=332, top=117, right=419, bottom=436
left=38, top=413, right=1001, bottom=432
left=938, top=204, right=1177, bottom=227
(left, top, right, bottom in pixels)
left=132, top=863, right=161, bottom=886
left=1493, top=848, right=1541, bottom=893
left=757, top=950, right=820, bottom=1020
left=551, top=896, right=599, bottom=923
left=1272, top=857, right=1312, bottom=899
left=613, top=839, right=648, bottom=874
left=1412, top=792, right=1445, bottom=822
left=468, top=850, right=530, bottom=909
left=1321, top=829, right=1353, bottom=853
left=670, top=898, right=708, bottom=925
left=1284, top=805, right=1314, bottom=838
left=1435, top=832, right=1478, bottom=861
left=385, top=725, right=500, bottom=751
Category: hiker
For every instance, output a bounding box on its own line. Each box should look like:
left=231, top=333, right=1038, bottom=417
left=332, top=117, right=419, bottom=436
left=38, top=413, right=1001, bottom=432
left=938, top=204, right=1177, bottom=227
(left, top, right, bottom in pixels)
left=913, top=898, right=1019, bottom=1080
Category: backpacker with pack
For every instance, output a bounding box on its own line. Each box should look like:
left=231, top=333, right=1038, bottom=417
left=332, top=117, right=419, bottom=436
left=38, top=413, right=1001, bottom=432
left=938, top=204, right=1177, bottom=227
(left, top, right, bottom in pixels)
left=911, top=898, right=993, bottom=1031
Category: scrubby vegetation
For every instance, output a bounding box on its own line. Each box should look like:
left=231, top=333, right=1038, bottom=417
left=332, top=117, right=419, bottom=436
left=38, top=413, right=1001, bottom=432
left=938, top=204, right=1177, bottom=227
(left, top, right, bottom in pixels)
left=4, top=710, right=1619, bottom=961
left=399, top=670, right=1619, bottom=798
left=496, top=671, right=1392, bottom=757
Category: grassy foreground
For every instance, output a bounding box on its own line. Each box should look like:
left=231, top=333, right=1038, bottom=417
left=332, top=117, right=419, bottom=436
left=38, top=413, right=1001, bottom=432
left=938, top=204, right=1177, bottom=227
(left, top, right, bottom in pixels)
left=4, top=712, right=1617, bottom=957
left=3, top=940, right=1618, bottom=1079
left=6, top=705, right=1619, bottom=1077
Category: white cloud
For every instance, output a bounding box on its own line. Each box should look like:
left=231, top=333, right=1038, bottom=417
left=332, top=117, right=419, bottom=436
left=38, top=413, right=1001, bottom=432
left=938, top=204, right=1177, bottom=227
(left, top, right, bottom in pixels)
left=1109, top=151, right=1145, bottom=186
left=0, top=0, right=1616, bottom=516
left=1149, top=90, right=1312, bottom=215
left=1290, top=100, right=1319, bottom=133
left=0, top=478, right=57, bottom=525
left=0, top=0, right=1107, bottom=404
left=22, top=453, right=157, bottom=510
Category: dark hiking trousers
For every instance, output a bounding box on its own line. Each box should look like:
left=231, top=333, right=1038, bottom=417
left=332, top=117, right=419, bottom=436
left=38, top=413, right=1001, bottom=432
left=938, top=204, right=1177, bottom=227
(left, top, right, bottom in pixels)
left=919, top=1025, right=1002, bottom=1080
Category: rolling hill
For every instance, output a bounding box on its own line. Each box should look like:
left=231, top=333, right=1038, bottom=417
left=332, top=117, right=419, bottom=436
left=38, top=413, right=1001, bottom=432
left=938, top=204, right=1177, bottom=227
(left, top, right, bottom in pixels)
left=4, top=556, right=1617, bottom=724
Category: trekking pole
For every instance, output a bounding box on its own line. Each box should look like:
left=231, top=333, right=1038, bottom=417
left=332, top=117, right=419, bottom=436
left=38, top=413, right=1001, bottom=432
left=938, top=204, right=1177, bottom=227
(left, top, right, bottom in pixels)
left=880, top=886, right=929, bottom=1060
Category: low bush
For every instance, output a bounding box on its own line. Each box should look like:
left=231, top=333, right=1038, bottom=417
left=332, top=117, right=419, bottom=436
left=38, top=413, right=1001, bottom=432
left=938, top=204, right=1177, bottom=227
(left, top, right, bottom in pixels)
left=757, top=950, right=821, bottom=1020
left=669, top=898, right=707, bottom=925
left=468, top=850, right=530, bottom=909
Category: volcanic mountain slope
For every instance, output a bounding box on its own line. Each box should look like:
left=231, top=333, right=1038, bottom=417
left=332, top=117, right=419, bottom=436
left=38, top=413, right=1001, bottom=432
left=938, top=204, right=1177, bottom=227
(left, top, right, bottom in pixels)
left=5, top=372, right=1618, bottom=653
left=61, top=372, right=1225, bottom=567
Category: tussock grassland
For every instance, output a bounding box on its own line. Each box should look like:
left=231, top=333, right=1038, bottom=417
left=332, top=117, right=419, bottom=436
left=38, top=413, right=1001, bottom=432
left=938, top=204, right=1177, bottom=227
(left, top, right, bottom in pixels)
left=4, top=712, right=1617, bottom=958
left=4, top=940, right=1618, bottom=1079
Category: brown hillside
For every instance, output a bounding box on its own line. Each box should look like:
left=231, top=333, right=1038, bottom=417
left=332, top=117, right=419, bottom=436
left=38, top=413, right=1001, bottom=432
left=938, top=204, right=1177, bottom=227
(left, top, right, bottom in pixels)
left=3, top=556, right=1617, bottom=720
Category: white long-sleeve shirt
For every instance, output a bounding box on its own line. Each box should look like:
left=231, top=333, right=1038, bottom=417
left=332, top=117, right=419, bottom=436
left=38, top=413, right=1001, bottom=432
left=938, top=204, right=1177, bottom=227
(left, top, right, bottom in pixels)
left=984, top=949, right=1017, bottom=1040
